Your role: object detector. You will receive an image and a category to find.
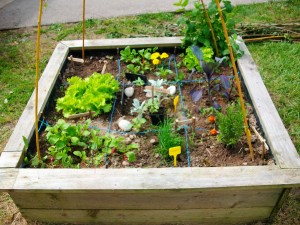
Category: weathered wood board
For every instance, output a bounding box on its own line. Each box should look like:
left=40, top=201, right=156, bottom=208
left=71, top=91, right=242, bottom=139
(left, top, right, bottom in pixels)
left=20, top=207, right=272, bottom=225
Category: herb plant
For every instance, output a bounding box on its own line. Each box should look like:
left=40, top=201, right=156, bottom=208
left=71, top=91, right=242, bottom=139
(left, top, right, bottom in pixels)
left=216, top=101, right=244, bottom=147
left=56, top=72, right=119, bottom=117
left=131, top=99, right=147, bottom=131
left=156, top=119, right=184, bottom=161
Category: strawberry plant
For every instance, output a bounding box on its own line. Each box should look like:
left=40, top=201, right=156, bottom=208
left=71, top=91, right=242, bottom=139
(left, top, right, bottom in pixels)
left=56, top=72, right=119, bottom=117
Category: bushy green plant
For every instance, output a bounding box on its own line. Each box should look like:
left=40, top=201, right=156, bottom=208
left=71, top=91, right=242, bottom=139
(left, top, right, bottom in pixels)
left=216, top=101, right=244, bottom=147
left=156, top=119, right=184, bottom=161
left=45, top=119, right=92, bottom=167
left=175, top=0, right=242, bottom=58
left=183, top=46, right=214, bottom=71
left=56, top=72, right=119, bottom=117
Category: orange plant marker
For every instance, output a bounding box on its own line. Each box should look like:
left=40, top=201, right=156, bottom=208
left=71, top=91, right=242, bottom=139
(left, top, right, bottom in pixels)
left=215, top=0, right=254, bottom=161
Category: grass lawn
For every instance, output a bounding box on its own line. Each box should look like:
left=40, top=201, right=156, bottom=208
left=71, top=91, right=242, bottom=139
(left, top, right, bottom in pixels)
left=0, top=0, right=299, bottom=224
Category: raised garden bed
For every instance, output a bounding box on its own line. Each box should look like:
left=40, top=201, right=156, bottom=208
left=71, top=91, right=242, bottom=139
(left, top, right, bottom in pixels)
left=0, top=37, right=299, bottom=225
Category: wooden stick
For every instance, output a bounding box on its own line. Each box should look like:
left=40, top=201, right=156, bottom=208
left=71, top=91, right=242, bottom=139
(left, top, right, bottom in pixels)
left=145, top=86, right=170, bottom=94
left=67, top=56, right=84, bottom=63
left=215, top=0, right=254, bottom=161
left=199, top=0, right=219, bottom=56
left=67, top=111, right=95, bottom=120
left=250, top=125, right=269, bottom=151
left=101, top=60, right=108, bottom=74
left=192, top=116, right=196, bottom=132
left=34, top=0, right=44, bottom=160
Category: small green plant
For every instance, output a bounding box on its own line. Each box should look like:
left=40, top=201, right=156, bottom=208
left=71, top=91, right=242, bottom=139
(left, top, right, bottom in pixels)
left=156, top=119, right=184, bottom=161
left=132, top=117, right=147, bottom=132
left=155, top=67, right=173, bottom=78
left=183, top=46, right=215, bottom=72
left=131, top=99, right=147, bottom=131
left=56, top=72, right=119, bottom=117
left=145, top=98, right=160, bottom=113
left=121, top=46, right=158, bottom=74
left=216, top=101, right=244, bottom=147
left=132, top=77, right=145, bottom=86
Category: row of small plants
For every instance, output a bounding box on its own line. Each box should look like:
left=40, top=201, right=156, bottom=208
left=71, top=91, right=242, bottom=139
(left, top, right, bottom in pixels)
left=25, top=119, right=139, bottom=168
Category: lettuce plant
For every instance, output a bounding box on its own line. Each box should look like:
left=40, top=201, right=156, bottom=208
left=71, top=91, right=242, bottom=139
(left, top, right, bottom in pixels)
left=56, top=72, right=119, bottom=117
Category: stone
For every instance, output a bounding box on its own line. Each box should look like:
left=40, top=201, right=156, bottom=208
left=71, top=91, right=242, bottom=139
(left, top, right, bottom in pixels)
left=129, top=135, right=134, bottom=140
left=122, top=161, right=129, bottom=167
left=117, top=118, right=132, bottom=132
left=125, top=137, right=132, bottom=145
left=124, top=87, right=134, bottom=98
left=242, top=162, right=248, bottom=166
left=150, top=139, right=157, bottom=144
left=167, top=85, right=176, bottom=95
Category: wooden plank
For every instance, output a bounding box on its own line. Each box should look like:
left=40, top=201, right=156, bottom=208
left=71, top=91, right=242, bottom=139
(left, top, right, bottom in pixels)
left=61, top=37, right=182, bottom=50
left=144, top=86, right=170, bottom=94
left=0, top=169, right=18, bottom=191
left=3, top=43, right=69, bottom=154
left=19, top=207, right=272, bottom=225
left=10, top=188, right=281, bottom=210
left=238, top=41, right=300, bottom=169
left=0, top=151, right=24, bottom=168
left=12, top=167, right=300, bottom=191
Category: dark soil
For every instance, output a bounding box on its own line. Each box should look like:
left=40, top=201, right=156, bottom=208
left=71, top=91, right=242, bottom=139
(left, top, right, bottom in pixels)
left=36, top=49, right=275, bottom=169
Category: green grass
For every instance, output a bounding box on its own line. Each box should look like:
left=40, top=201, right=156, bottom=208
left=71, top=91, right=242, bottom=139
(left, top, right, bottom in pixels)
left=232, top=0, right=300, bottom=23
left=247, top=42, right=300, bottom=152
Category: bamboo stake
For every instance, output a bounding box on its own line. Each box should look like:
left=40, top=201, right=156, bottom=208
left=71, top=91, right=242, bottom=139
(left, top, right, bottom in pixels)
left=34, top=0, right=43, bottom=160
left=82, top=0, right=85, bottom=61
left=199, top=0, right=219, bottom=56
left=215, top=0, right=254, bottom=161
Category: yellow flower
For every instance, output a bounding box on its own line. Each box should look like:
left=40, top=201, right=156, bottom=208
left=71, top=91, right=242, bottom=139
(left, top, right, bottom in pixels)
left=151, top=52, right=160, bottom=60
left=160, top=52, right=169, bottom=59
left=152, top=58, right=160, bottom=65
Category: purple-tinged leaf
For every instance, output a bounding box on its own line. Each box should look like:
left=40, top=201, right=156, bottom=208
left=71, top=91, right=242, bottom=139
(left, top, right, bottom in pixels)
left=195, top=105, right=199, bottom=114
left=188, top=68, right=196, bottom=80
left=215, top=56, right=227, bottom=66
left=189, top=85, right=197, bottom=95
left=213, top=100, right=221, bottom=110
left=220, top=75, right=231, bottom=90
left=201, top=61, right=217, bottom=82
left=191, top=45, right=203, bottom=62
left=192, top=89, right=203, bottom=103
left=212, top=84, right=220, bottom=92
left=222, top=91, right=230, bottom=99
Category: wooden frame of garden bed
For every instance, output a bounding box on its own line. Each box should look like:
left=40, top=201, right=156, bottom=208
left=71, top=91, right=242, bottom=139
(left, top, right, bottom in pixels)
left=0, top=37, right=299, bottom=225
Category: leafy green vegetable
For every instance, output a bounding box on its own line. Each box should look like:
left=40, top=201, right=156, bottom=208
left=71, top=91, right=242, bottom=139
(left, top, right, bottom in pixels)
left=56, top=72, right=119, bottom=117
